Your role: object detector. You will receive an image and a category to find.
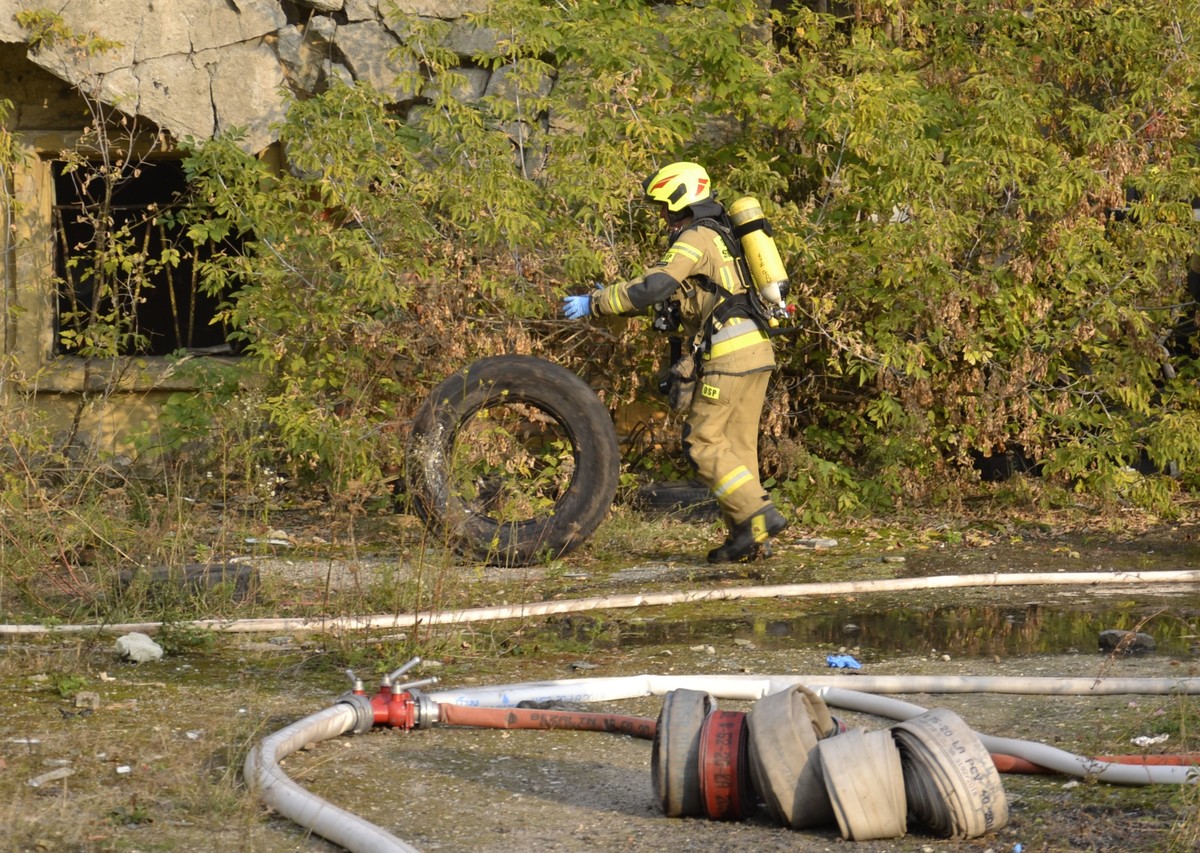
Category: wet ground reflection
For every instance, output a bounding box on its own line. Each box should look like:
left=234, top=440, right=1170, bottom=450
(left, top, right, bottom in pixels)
left=545, top=595, right=1200, bottom=660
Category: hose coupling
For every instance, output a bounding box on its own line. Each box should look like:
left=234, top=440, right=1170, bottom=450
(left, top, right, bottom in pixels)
left=408, top=688, right=439, bottom=728
left=334, top=692, right=377, bottom=734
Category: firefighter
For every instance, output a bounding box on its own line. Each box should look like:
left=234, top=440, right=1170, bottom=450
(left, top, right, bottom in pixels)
left=562, top=161, right=788, bottom=562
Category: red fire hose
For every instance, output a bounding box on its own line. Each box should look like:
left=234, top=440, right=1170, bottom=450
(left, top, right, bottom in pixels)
left=437, top=703, right=657, bottom=739
left=991, top=752, right=1200, bottom=774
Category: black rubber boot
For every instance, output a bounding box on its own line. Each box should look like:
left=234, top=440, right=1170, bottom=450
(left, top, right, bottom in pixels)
left=706, top=504, right=789, bottom=563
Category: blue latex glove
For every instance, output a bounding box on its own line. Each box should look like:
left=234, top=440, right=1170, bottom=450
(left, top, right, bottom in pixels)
left=562, top=294, right=592, bottom=320
left=826, top=654, right=862, bottom=670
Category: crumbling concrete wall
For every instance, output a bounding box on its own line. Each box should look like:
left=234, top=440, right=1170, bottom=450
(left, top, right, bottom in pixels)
left=0, top=0, right=534, bottom=461
left=1, top=0, right=493, bottom=153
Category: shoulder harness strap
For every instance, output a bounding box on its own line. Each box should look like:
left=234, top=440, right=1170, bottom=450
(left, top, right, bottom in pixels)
left=684, top=216, right=769, bottom=331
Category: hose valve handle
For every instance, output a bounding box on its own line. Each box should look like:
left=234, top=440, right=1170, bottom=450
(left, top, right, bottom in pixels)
left=392, top=676, right=439, bottom=694
left=385, top=657, right=422, bottom=685
left=345, top=669, right=364, bottom=693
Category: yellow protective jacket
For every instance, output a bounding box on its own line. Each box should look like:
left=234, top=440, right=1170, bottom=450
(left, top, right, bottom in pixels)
left=591, top=222, right=774, bottom=376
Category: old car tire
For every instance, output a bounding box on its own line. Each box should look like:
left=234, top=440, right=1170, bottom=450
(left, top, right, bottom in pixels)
left=407, top=355, right=620, bottom=566
left=635, top=480, right=719, bottom=520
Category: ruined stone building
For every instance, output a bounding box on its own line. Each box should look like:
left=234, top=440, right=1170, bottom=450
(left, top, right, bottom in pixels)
left=1, top=0, right=496, bottom=458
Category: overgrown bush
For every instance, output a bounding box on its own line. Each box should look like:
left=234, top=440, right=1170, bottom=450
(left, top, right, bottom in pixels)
left=169, top=0, right=1200, bottom=515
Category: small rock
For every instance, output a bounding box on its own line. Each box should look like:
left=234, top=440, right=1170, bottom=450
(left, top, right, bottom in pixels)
left=115, top=632, right=164, bottom=663
left=796, top=537, right=839, bottom=549
left=1098, top=629, right=1156, bottom=655
left=882, top=555, right=907, bottom=564
left=74, top=692, right=100, bottom=710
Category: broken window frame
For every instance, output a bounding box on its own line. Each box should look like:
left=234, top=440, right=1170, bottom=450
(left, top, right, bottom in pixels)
left=4, top=132, right=241, bottom=394
left=51, top=156, right=236, bottom=359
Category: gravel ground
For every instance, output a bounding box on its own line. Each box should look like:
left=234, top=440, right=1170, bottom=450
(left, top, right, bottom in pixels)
left=275, top=642, right=1197, bottom=852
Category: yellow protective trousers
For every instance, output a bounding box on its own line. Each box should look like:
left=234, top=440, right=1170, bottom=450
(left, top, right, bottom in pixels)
left=682, top=367, right=773, bottom=528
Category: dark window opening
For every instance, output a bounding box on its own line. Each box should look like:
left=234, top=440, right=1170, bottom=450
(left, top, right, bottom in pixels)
left=52, top=158, right=237, bottom=357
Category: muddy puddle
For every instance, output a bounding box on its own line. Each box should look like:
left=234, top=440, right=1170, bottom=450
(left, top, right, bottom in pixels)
left=558, top=596, right=1200, bottom=659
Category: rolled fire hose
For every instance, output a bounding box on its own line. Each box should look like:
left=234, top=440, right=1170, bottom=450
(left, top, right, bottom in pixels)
left=744, top=684, right=836, bottom=828
left=651, top=688, right=713, bottom=817
left=247, top=674, right=1198, bottom=852
left=891, top=708, right=1008, bottom=839
left=817, top=727, right=907, bottom=841
left=819, top=686, right=1197, bottom=785
left=697, top=709, right=755, bottom=820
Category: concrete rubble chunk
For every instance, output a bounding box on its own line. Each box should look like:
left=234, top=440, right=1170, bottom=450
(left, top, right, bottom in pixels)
left=75, top=691, right=101, bottom=710
left=115, top=632, right=165, bottom=663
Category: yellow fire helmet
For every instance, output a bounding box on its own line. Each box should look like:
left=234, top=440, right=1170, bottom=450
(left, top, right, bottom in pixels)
left=642, top=161, right=712, bottom=212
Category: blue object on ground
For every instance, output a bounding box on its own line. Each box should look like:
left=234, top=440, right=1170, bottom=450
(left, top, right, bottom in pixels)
left=826, top=654, right=862, bottom=669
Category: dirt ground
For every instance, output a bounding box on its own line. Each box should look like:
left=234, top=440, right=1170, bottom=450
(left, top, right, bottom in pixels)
left=1, top=520, right=1198, bottom=852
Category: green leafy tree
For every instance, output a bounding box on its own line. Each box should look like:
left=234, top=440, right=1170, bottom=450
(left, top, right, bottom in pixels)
left=178, top=0, right=1200, bottom=513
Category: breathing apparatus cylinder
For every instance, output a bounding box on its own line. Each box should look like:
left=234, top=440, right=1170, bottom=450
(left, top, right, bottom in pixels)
left=728, top=197, right=789, bottom=323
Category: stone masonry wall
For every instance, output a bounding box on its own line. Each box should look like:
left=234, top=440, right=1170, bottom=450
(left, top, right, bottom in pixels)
left=1, top=0, right=496, bottom=153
